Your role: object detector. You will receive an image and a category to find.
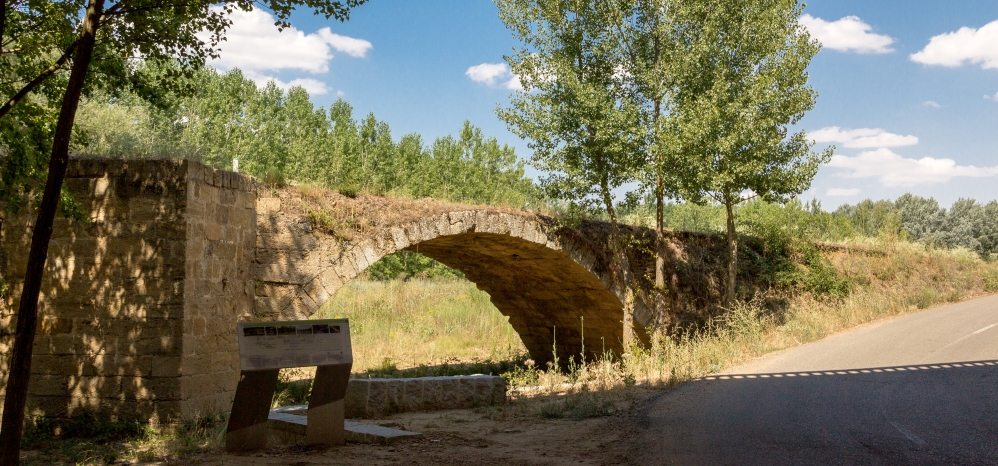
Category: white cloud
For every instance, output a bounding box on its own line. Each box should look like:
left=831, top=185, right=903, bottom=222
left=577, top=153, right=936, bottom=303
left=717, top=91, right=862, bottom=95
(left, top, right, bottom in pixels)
left=800, top=14, right=895, bottom=54
left=504, top=75, right=524, bottom=90
left=284, top=78, right=329, bottom=95
left=316, top=29, right=372, bottom=58
left=911, top=20, right=998, bottom=69
left=828, top=148, right=998, bottom=187
left=204, top=7, right=370, bottom=83
left=922, top=100, right=942, bottom=109
left=466, top=63, right=509, bottom=85
left=826, top=187, right=860, bottom=197
left=810, top=126, right=919, bottom=149
left=466, top=62, right=522, bottom=90
left=242, top=72, right=329, bottom=95
left=985, top=91, right=998, bottom=102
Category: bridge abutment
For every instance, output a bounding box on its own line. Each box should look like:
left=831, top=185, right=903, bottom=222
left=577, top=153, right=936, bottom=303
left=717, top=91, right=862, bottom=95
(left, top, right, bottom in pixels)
left=0, top=159, right=256, bottom=422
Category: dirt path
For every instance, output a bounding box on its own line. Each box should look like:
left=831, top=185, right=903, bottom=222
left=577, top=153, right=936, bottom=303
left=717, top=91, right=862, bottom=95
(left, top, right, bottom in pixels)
left=188, top=391, right=651, bottom=465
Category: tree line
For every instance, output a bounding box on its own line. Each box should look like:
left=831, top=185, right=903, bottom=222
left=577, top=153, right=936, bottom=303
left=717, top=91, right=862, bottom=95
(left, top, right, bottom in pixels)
left=72, top=67, right=540, bottom=208
left=837, top=195, right=997, bottom=259
left=622, top=195, right=997, bottom=260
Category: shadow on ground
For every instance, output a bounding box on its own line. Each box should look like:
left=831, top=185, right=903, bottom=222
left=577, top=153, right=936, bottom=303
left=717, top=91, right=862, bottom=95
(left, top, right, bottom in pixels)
left=628, top=360, right=998, bottom=465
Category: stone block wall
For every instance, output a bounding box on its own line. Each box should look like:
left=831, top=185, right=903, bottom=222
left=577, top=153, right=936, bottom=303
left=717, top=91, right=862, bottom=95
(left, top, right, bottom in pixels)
left=0, top=159, right=255, bottom=423
left=179, top=163, right=256, bottom=419
left=344, top=376, right=506, bottom=418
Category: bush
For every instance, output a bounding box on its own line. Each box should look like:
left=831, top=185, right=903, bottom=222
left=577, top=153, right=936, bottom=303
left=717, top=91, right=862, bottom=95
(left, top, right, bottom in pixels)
left=365, top=251, right=464, bottom=281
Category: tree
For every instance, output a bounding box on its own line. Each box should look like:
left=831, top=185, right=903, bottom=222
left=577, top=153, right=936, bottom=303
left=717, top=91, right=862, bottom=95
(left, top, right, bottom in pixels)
left=0, top=2, right=365, bottom=462
left=835, top=199, right=899, bottom=238
left=497, top=0, right=642, bottom=226
left=608, top=0, right=687, bottom=294
left=980, top=201, right=998, bottom=259
left=895, top=194, right=946, bottom=246
left=664, top=0, right=831, bottom=305
left=942, top=198, right=983, bottom=252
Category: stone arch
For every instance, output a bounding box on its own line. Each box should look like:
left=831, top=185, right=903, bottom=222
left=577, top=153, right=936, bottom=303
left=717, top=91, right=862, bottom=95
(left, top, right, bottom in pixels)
left=254, top=195, right=634, bottom=363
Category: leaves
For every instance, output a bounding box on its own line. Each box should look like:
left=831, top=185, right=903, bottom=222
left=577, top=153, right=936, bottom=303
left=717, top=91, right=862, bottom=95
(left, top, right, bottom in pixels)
left=497, top=0, right=643, bottom=221
left=72, top=66, right=540, bottom=207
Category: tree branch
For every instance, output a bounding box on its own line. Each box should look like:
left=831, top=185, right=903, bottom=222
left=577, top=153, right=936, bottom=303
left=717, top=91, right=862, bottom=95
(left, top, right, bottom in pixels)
left=0, top=37, right=80, bottom=120
left=1, top=0, right=7, bottom=51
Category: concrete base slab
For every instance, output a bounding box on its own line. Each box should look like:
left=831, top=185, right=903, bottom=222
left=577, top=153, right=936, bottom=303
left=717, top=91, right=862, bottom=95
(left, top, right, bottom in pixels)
left=269, top=405, right=420, bottom=445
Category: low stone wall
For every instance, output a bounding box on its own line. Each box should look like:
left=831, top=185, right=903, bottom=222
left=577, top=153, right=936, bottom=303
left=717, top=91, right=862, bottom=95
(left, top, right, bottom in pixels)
left=343, top=375, right=506, bottom=418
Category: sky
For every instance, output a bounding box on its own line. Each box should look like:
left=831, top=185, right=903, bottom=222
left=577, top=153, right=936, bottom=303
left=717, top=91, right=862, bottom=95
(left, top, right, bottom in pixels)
left=204, top=0, right=998, bottom=208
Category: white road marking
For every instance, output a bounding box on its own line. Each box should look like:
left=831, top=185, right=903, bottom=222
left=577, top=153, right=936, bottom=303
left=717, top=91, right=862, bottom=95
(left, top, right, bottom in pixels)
left=890, top=421, right=926, bottom=447
left=970, top=323, right=996, bottom=335
left=938, top=322, right=998, bottom=351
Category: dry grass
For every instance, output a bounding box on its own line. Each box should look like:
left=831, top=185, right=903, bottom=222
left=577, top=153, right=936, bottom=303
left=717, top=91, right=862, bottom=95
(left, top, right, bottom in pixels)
left=267, top=183, right=537, bottom=241
left=313, top=279, right=527, bottom=373
left=531, top=238, right=998, bottom=393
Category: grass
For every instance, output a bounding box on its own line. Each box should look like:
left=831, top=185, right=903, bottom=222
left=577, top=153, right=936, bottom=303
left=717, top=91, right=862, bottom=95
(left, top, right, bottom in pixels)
left=313, top=279, right=527, bottom=374
left=20, top=411, right=225, bottom=465
left=518, top=238, right=998, bottom=394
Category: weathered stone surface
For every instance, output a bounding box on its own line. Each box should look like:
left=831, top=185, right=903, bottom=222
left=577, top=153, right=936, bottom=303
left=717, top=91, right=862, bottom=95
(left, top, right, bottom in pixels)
left=254, top=188, right=652, bottom=362
left=344, top=376, right=506, bottom=418
left=268, top=406, right=420, bottom=445
left=0, top=158, right=255, bottom=423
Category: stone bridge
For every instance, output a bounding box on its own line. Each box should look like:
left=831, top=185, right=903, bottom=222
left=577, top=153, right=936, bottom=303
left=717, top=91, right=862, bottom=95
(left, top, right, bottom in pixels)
left=254, top=188, right=648, bottom=361
left=0, top=159, right=656, bottom=423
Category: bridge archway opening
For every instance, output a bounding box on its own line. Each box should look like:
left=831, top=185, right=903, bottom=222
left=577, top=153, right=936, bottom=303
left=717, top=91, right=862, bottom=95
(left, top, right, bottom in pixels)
left=312, top=250, right=528, bottom=372
left=257, top=198, right=634, bottom=366
left=303, top=230, right=626, bottom=366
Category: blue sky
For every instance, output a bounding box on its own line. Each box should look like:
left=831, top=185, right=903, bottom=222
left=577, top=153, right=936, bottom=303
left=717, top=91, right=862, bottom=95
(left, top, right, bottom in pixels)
left=207, top=1, right=998, bottom=208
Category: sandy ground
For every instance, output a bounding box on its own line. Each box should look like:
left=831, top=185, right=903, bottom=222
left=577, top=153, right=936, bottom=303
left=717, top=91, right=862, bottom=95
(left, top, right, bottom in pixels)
left=186, top=391, right=652, bottom=466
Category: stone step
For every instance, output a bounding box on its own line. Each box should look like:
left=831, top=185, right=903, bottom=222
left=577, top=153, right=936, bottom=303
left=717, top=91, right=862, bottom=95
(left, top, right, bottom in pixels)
left=268, top=405, right=419, bottom=445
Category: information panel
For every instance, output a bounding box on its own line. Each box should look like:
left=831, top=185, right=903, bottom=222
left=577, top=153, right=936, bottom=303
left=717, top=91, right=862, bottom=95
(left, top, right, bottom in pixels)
left=237, top=319, right=352, bottom=371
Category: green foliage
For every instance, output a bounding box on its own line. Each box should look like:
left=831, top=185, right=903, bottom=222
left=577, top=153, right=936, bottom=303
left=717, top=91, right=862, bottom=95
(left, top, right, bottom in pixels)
left=737, top=200, right=852, bottom=298
left=662, top=1, right=831, bottom=209
left=984, top=271, right=998, bottom=292
left=837, top=195, right=998, bottom=259
left=366, top=251, right=463, bottom=281
left=73, top=68, right=539, bottom=208
left=496, top=0, right=643, bottom=221
left=272, top=368, right=312, bottom=407
left=22, top=413, right=148, bottom=448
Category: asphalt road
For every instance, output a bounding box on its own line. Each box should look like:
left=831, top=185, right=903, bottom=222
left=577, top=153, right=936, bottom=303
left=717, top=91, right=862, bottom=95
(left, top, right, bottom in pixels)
left=628, top=294, right=998, bottom=465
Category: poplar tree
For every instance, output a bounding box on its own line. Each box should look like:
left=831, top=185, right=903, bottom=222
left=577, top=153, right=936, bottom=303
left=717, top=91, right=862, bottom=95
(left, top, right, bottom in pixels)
left=665, top=0, right=831, bottom=305
left=496, top=0, right=645, bottom=345
left=496, top=0, right=642, bottom=225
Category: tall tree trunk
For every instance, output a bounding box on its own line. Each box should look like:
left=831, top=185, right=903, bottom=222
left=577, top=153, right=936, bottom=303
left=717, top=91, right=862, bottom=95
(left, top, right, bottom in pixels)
left=599, top=174, right=637, bottom=348
left=652, top=97, right=666, bottom=290
left=0, top=1, right=102, bottom=462
left=723, top=194, right=737, bottom=306
left=1, top=1, right=7, bottom=51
